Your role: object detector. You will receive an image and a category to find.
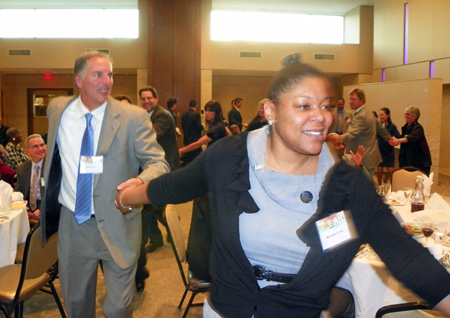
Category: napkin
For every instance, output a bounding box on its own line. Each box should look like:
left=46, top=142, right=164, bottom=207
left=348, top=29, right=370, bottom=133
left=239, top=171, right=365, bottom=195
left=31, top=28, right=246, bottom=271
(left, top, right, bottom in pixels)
left=423, top=172, right=434, bottom=197
left=388, top=191, right=406, bottom=201
left=12, top=191, right=24, bottom=202
left=0, top=180, right=13, bottom=209
left=427, top=192, right=450, bottom=213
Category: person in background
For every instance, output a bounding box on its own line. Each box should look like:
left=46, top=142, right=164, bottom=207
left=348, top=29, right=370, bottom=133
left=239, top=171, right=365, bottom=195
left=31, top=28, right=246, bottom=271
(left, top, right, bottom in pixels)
left=178, top=100, right=230, bottom=157
left=116, top=57, right=450, bottom=318
left=180, top=98, right=204, bottom=167
left=3, top=127, right=29, bottom=172
left=246, top=98, right=269, bottom=132
left=342, top=89, right=391, bottom=179
left=391, top=106, right=432, bottom=175
left=135, top=86, right=180, bottom=291
left=16, top=134, right=46, bottom=223
left=227, top=97, right=247, bottom=132
left=329, top=98, right=353, bottom=134
left=0, top=116, right=9, bottom=147
left=114, top=95, right=132, bottom=104
left=40, top=51, right=169, bottom=317
left=326, top=133, right=370, bottom=180
left=377, top=107, right=401, bottom=185
left=166, top=97, right=178, bottom=125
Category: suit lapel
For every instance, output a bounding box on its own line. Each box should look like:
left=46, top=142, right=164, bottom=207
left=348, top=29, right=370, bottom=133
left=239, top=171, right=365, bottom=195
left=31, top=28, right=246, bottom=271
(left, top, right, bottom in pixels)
left=94, top=97, right=120, bottom=189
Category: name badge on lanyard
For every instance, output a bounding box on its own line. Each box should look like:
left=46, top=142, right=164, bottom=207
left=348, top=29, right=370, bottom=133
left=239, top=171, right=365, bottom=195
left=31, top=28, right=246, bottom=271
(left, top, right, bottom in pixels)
left=315, top=210, right=357, bottom=251
left=80, top=156, right=104, bottom=174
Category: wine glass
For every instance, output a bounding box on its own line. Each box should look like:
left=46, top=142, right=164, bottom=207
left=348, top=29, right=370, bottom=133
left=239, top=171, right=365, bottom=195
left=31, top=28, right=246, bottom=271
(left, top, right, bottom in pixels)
left=434, top=227, right=448, bottom=245
left=421, top=222, right=435, bottom=247
left=403, top=187, right=413, bottom=203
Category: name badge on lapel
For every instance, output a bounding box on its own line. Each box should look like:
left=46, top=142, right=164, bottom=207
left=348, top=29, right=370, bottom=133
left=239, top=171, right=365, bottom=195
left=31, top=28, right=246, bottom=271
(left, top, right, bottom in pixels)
left=315, top=210, right=357, bottom=251
left=80, top=156, right=104, bottom=174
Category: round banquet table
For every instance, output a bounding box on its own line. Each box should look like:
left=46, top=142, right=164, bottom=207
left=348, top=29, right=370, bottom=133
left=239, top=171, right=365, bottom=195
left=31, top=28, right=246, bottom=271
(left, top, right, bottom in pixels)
left=337, top=192, right=450, bottom=318
left=0, top=207, right=30, bottom=268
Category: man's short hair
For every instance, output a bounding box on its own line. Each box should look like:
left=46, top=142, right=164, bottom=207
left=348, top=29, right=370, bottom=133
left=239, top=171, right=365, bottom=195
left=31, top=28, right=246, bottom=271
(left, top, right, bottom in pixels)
left=234, top=97, right=243, bottom=104
left=74, top=51, right=111, bottom=81
left=189, top=99, right=198, bottom=108
left=25, top=134, right=44, bottom=148
left=349, top=88, right=365, bottom=101
left=167, top=98, right=177, bottom=109
left=114, top=95, right=132, bottom=104
left=139, top=86, right=158, bottom=98
left=337, top=98, right=345, bottom=103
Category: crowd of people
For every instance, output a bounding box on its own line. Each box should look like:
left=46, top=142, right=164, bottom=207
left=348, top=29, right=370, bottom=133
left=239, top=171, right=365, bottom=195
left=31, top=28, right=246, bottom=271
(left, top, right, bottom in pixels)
left=1, top=50, right=447, bottom=318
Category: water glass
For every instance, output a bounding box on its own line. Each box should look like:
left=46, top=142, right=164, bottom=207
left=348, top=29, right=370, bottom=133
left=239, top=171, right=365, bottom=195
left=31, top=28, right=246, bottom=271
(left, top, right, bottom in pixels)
left=434, top=227, right=448, bottom=245
left=403, top=187, right=413, bottom=202
left=384, top=183, right=391, bottom=198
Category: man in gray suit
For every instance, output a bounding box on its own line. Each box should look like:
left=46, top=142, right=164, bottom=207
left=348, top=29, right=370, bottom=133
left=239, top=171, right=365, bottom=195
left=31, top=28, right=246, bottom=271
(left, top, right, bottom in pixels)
left=342, top=88, right=391, bottom=179
left=40, top=52, right=169, bottom=318
left=329, top=98, right=353, bottom=134
left=16, top=133, right=46, bottom=222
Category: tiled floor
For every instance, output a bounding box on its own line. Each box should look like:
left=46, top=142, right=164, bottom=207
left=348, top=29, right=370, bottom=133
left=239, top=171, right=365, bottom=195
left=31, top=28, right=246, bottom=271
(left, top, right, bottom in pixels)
left=17, top=174, right=450, bottom=318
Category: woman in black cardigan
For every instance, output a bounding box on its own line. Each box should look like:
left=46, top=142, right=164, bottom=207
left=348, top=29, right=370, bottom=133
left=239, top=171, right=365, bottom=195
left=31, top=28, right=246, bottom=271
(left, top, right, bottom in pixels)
left=116, top=57, right=450, bottom=318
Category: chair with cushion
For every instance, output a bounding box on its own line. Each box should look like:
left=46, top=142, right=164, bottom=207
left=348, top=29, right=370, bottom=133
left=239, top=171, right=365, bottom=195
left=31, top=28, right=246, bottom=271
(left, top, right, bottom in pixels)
left=391, top=166, right=426, bottom=192
left=165, top=204, right=210, bottom=318
left=0, top=224, right=66, bottom=318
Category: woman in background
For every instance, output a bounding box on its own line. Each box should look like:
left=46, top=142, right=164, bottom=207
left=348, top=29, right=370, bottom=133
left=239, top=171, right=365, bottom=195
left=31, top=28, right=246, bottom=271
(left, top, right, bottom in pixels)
left=377, top=107, right=400, bottom=185
left=246, top=98, right=269, bottom=132
left=392, top=107, right=432, bottom=175
left=3, top=127, right=29, bottom=172
left=116, top=58, right=450, bottom=318
left=178, top=100, right=230, bottom=158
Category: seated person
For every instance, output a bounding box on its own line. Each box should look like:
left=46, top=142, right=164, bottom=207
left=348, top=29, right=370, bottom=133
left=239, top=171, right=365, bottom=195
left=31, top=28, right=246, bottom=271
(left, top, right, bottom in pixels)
left=15, top=134, right=46, bottom=222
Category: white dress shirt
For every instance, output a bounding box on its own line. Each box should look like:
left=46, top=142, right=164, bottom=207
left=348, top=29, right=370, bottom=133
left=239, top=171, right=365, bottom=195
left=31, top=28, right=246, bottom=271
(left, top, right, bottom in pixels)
left=56, top=97, right=106, bottom=214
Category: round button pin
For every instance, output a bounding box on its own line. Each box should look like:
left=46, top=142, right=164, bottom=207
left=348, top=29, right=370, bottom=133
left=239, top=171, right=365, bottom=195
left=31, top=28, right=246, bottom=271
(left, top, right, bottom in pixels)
left=300, top=191, right=313, bottom=203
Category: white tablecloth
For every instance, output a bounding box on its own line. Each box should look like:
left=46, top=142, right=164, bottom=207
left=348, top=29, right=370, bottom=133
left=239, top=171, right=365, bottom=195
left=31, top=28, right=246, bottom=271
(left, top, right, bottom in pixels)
left=0, top=208, right=29, bottom=267
left=337, top=193, right=450, bottom=318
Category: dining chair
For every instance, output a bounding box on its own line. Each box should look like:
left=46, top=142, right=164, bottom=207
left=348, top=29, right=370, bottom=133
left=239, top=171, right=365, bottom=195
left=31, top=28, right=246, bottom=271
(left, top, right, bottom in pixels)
left=165, top=204, right=210, bottom=318
left=0, top=224, right=66, bottom=318
left=376, top=302, right=434, bottom=317
left=391, top=166, right=426, bottom=192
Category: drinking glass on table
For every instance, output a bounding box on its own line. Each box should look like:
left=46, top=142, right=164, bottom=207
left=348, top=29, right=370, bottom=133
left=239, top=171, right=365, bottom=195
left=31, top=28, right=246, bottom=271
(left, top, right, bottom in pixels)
left=384, top=183, right=391, bottom=198
left=434, top=227, right=448, bottom=245
left=403, top=187, right=413, bottom=203
left=421, top=222, right=435, bottom=247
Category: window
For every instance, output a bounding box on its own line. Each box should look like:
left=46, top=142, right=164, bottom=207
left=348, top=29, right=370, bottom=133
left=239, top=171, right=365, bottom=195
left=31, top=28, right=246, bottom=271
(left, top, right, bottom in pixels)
left=0, top=9, right=138, bottom=38
left=211, top=11, right=343, bottom=44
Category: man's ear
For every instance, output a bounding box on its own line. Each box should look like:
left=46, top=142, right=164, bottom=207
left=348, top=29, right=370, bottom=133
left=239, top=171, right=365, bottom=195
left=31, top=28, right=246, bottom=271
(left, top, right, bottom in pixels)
left=264, top=100, right=276, bottom=124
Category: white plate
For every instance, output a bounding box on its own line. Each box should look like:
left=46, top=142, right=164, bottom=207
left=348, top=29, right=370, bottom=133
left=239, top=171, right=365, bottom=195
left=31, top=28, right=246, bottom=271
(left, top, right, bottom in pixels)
left=443, top=238, right=450, bottom=247
left=387, top=199, right=406, bottom=206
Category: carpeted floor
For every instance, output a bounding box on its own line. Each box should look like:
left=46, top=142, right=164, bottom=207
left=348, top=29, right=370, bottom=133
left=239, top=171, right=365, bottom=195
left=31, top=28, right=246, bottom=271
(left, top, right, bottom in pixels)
left=20, top=200, right=203, bottom=318
left=13, top=174, right=450, bottom=318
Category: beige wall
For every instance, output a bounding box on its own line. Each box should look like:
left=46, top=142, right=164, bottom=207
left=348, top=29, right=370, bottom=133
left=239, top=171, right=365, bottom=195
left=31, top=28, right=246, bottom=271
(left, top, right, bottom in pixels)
left=374, top=0, right=450, bottom=84
left=440, top=84, right=450, bottom=175
left=344, top=78, right=443, bottom=179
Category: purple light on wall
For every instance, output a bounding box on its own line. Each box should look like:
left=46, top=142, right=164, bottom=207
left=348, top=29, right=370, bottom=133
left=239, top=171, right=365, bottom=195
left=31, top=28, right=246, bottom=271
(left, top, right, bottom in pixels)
left=404, top=3, right=408, bottom=64
left=382, top=69, right=386, bottom=82
left=430, top=61, right=435, bottom=78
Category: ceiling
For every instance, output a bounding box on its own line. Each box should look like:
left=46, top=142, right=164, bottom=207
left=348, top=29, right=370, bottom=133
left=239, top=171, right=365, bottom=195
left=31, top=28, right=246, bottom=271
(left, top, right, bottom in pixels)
left=212, top=0, right=375, bottom=15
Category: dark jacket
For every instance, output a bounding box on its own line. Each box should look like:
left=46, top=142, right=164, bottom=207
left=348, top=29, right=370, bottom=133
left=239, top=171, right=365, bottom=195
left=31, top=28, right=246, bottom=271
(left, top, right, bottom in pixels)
left=150, top=105, right=180, bottom=171
left=227, top=107, right=242, bottom=130
left=399, top=121, right=432, bottom=172
left=148, top=132, right=450, bottom=318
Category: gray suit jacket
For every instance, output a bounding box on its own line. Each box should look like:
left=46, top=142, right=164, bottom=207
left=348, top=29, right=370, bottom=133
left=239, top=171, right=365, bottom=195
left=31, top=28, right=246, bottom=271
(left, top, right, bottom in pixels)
left=342, top=106, right=391, bottom=171
left=16, top=159, right=45, bottom=210
left=329, top=108, right=353, bottom=134
left=40, top=96, right=169, bottom=268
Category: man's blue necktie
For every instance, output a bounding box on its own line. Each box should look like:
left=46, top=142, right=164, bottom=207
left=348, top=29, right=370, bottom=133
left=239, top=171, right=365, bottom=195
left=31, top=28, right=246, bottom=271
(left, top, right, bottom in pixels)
left=74, top=113, right=94, bottom=224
